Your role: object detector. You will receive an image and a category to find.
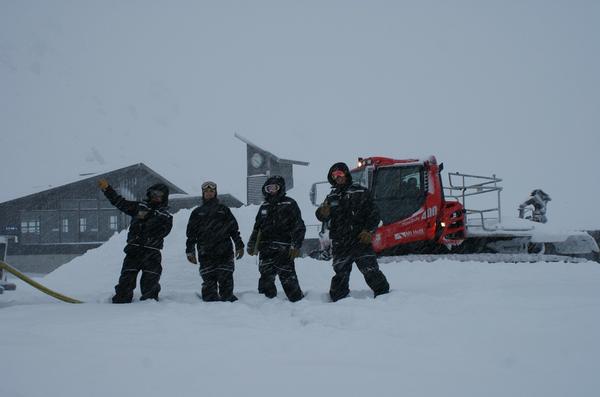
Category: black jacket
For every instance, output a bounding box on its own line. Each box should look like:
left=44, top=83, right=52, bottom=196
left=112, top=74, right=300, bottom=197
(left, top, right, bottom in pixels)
left=185, top=198, right=244, bottom=260
left=316, top=162, right=380, bottom=245
left=103, top=184, right=173, bottom=250
left=248, top=176, right=306, bottom=252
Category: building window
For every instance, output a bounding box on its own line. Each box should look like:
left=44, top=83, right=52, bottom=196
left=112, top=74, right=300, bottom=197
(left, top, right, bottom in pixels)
left=61, top=219, right=69, bottom=233
left=79, top=218, right=87, bottom=233
left=109, top=215, right=118, bottom=231
left=4, top=226, right=18, bottom=233
left=21, top=220, right=40, bottom=234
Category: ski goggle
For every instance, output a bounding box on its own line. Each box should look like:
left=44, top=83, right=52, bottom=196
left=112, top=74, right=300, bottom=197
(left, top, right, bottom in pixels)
left=264, top=184, right=280, bottom=193
left=201, top=181, right=217, bottom=191
left=330, top=170, right=346, bottom=178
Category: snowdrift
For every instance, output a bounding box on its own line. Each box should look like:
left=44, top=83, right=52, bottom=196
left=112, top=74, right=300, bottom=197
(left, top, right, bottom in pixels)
left=2, top=205, right=600, bottom=397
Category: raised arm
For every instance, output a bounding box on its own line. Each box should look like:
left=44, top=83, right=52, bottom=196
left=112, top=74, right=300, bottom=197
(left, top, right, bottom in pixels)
left=99, top=179, right=139, bottom=217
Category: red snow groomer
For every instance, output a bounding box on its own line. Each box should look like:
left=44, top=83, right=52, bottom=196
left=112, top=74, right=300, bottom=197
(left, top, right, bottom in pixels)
left=355, top=156, right=464, bottom=254
left=310, top=155, right=600, bottom=261
left=310, top=155, right=465, bottom=255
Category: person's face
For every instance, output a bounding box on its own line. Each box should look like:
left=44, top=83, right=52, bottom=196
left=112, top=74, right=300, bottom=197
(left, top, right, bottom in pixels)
left=148, top=189, right=165, bottom=204
left=203, top=188, right=216, bottom=200
left=331, top=170, right=346, bottom=186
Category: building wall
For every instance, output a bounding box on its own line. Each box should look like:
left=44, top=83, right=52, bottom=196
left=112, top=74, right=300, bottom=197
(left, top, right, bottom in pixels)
left=247, top=175, right=268, bottom=205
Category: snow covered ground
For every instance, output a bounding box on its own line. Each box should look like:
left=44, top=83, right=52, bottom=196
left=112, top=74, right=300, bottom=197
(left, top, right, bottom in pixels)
left=2, top=205, right=600, bottom=397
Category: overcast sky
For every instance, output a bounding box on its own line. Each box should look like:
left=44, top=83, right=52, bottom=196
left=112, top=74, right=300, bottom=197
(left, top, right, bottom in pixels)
left=1, top=0, right=599, bottom=229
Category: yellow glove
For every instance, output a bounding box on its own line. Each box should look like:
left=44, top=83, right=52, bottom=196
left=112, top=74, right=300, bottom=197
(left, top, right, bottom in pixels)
left=358, top=230, right=372, bottom=245
left=289, top=247, right=301, bottom=260
left=318, top=202, right=331, bottom=218
left=98, top=179, right=109, bottom=191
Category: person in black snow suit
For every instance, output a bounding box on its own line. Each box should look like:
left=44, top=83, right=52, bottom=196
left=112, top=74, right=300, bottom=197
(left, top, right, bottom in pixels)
left=316, top=162, right=390, bottom=302
left=185, top=181, right=245, bottom=302
left=98, top=179, right=173, bottom=303
left=247, top=176, right=305, bottom=302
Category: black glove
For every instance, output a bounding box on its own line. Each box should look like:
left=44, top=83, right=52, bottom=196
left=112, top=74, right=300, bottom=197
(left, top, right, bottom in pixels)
left=235, top=246, right=244, bottom=259
left=247, top=245, right=256, bottom=256
left=186, top=253, right=198, bottom=264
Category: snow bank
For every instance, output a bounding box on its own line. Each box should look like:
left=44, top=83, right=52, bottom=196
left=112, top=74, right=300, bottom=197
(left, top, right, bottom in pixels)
left=2, top=205, right=600, bottom=397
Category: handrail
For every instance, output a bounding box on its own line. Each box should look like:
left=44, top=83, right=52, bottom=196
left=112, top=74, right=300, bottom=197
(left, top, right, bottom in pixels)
left=444, top=172, right=504, bottom=229
left=445, top=173, right=536, bottom=232
left=464, top=209, right=500, bottom=232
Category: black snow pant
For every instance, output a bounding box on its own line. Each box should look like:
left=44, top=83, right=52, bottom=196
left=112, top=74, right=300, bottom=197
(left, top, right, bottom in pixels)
left=113, top=245, right=162, bottom=303
left=329, top=242, right=390, bottom=302
left=199, top=257, right=236, bottom=302
left=258, top=247, right=303, bottom=302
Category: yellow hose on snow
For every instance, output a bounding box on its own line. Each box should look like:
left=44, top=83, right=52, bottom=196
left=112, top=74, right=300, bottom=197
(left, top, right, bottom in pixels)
left=0, top=260, right=83, bottom=304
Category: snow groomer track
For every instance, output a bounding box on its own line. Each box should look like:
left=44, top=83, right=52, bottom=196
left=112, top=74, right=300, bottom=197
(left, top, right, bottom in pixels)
left=379, top=253, right=595, bottom=264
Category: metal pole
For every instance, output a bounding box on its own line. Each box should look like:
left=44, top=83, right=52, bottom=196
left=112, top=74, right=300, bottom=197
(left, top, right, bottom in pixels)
left=462, top=174, right=467, bottom=217
left=494, top=174, right=502, bottom=223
